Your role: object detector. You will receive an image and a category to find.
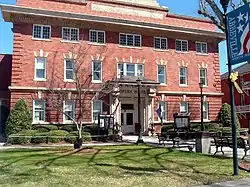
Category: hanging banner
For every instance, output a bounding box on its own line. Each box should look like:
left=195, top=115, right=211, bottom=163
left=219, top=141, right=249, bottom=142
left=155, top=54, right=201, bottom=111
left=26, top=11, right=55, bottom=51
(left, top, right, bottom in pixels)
left=226, top=3, right=250, bottom=65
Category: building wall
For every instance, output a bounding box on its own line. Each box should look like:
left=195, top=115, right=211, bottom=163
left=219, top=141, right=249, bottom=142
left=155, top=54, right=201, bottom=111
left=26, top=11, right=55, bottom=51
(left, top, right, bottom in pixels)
left=8, top=0, right=223, bottom=127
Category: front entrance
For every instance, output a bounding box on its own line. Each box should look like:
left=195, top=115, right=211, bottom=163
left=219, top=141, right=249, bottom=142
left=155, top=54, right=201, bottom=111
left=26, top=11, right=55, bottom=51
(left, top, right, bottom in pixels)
left=121, top=104, right=135, bottom=134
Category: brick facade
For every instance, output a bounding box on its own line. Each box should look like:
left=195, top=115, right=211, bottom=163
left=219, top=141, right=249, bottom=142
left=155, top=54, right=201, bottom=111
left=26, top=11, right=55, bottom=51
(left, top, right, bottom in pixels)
left=1, top=0, right=224, bottom=134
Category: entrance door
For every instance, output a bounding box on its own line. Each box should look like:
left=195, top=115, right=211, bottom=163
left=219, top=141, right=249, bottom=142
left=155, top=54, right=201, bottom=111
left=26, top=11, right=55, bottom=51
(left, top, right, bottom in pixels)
left=121, top=104, right=134, bottom=134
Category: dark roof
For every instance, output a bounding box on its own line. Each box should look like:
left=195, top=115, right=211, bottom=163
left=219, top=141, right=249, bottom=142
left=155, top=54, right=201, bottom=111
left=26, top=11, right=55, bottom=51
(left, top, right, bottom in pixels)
left=221, top=62, right=250, bottom=80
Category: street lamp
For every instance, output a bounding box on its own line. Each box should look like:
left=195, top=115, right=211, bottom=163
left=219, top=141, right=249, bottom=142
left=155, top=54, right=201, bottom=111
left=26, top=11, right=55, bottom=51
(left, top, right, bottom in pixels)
left=136, top=76, right=144, bottom=144
left=199, top=82, right=204, bottom=132
left=220, top=0, right=238, bottom=176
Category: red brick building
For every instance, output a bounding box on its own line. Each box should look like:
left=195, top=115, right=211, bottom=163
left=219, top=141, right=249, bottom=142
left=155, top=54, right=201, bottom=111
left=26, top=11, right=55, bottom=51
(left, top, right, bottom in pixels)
left=0, top=0, right=224, bottom=134
left=221, top=63, right=250, bottom=129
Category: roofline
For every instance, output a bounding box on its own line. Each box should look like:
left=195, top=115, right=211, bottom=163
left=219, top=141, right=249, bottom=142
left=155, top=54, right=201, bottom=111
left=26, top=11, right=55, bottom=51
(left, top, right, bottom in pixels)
left=167, top=13, right=213, bottom=24
left=0, top=4, right=225, bottom=39
left=221, top=63, right=250, bottom=80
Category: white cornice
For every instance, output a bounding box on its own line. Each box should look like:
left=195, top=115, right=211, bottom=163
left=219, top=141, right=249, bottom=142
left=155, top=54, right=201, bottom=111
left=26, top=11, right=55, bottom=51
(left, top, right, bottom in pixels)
left=157, top=90, right=224, bottom=96
left=9, top=86, right=96, bottom=92
left=0, top=4, right=225, bottom=39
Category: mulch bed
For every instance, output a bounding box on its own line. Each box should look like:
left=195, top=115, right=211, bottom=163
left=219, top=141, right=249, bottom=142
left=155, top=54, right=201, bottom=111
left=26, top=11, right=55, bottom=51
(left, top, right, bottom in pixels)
left=239, top=160, right=250, bottom=172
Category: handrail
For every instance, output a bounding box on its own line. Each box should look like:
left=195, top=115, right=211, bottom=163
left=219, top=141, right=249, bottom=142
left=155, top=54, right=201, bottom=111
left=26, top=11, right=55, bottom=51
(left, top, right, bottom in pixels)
left=235, top=105, right=250, bottom=113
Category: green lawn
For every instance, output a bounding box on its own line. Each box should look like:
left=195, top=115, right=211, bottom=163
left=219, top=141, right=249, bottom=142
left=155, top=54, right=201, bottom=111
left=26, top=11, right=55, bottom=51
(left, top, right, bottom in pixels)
left=0, top=145, right=248, bottom=187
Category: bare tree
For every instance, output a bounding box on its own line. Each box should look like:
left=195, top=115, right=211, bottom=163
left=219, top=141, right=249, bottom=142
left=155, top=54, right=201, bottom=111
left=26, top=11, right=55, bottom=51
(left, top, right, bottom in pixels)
left=43, top=43, right=119, bottom=141
left=198, top=0, right=249, bottom=32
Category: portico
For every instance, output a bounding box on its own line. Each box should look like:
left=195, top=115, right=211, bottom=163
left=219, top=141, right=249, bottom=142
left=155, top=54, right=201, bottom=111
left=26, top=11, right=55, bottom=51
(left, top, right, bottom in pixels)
left=110, top=76, right=157, bottom=135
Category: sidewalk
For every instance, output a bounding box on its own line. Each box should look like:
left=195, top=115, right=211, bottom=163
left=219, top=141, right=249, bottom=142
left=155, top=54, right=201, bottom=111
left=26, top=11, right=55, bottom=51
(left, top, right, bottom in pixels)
left=194, top=178, right=250, bottom=187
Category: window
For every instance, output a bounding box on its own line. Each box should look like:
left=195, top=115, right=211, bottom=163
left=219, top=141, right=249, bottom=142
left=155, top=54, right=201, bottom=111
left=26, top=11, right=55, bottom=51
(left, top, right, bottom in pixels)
left=196, top=42, right=208, bottom=54
left=179, top=67, right=187, bottom=85
left=158, top=101, right=166, bottom=120
left=62, top=27, right=79, bottom=41
left=92, top=100, right=103, bottom=123
left=117, top=63, right=144, bottom=77
left=154, top=37, right=168, bottom=50
left=33, top=24, right=51, bottom=39
left=203, top=102, right=209, bottom=120
left=64, top=59, right=75, bottom=81
left=200, top=68, right=208, bottom=86
left=157, top=65, right=166, bottom=84
left=92, top=60, right=102, bottom=82
left=89, top=30, right=105, bottom=44
left=119, top=33, right=141, bottom=47
left=33, top=100, right=45, bottom=122
left=176, top=39, right=188, bottom=52
left=180, top=102, right=188, bottom=113
left=63, top=101, right=75, bottom=123
left=35, top=57, right=46, bottom=80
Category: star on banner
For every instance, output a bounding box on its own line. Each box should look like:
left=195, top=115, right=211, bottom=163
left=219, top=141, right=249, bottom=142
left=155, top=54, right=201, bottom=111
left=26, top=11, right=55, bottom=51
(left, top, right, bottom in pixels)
left=238, top=12, right=244, bottom=22
left=238, top=24, right=244, bottom=32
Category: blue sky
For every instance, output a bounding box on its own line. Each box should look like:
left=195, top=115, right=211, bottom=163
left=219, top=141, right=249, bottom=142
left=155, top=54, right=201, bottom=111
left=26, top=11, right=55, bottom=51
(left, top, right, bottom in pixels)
left=0, top=0, right=241, bottom=74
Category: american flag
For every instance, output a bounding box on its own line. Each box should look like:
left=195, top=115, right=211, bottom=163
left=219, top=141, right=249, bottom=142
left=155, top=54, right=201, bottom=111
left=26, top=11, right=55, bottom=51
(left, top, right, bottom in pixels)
left=238, top=12, right=250, bottom=55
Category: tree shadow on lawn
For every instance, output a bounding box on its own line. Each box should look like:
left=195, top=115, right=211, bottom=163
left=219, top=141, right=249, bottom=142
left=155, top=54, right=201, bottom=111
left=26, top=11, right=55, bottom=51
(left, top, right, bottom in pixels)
left=0, top=145, right=236, bottom=186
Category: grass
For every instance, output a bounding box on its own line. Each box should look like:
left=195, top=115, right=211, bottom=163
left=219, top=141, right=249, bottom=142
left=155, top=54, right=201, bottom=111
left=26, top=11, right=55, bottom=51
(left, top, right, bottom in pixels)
left=0, top=145, right=249, bottom=187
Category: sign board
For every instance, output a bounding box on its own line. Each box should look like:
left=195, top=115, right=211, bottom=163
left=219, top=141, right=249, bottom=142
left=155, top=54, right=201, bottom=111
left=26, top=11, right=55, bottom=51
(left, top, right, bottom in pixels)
left=227, top=3, right=250, bottom=65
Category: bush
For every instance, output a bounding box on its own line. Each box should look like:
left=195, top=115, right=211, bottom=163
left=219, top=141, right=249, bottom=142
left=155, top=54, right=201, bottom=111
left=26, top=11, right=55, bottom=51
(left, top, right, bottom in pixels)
left=8, top=130, right=38, bottom=144
left=83, top=125, right=99, bottom=135
left=5, top=98, right=32, bottom=136
left=31, top=132, right=49, bottom=144
left=221, top=127, right=240, bottom=137
left=220, top=103, right=240, bottom=128
left=65, top=131, right=92, bottom=144
left=61, top=125, right=77, bottom=132
left=48, top=130, right=69, bottom=143
left=161, top=124, right=174, bottom=133
left=204, top=123, right=222, bottom=131
left=32, top=125, right=58, bottom=132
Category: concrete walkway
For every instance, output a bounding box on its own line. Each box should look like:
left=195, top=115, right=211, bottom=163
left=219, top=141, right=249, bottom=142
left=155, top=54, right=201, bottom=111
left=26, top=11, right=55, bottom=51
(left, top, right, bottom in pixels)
left=194, top=178, right=250, bottom=187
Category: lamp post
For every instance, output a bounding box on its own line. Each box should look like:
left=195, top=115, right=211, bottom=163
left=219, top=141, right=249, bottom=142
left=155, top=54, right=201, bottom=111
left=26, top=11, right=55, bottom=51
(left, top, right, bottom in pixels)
left=220, top=0, right=238, bottom=175
left=199, top=82, right=204, bottom=132
left=136, top=76, right=144, bottom=144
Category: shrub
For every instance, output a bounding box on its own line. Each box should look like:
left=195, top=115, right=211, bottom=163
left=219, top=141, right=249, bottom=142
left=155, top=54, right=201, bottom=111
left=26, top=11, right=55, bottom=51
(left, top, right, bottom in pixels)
left=221, top=127, right=240, bottom=137
left=32, top=125, right=58, bottom=132
left=8, top=130, right=38, bottom=144
left=61, top=125, right=77, bottom=132
left=5, top=98, right=32, bottom=136
left=161, top=124, right=174, bottom=133
left=48, top=130, right=69, bottom=143
left=65, top=131, right=92, bottom=144
left=31, top=132, right=49, bottom=144
left=220, top=103, right=240, bottom=128
left=204, top=123, right=222, bottom=131
left=83, top=125, right=99, bottom=135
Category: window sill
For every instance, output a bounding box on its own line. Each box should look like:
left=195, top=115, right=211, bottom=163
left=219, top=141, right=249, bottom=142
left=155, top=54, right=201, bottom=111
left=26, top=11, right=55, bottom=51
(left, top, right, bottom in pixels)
left=63, top=121, right=75, bottom=124
left=32, top=38, right=52, bottom=42
left=64, top=79, right=75, bottom=83
left=61, top=40, right=80, bottom=44
left=119, top=45, right=142, bottom=50
left=175, top=50, right=188, bottom=54
left=201, top=85, right=208, bottom=88
left=196, top=53, right=209, bottom=56
left=154, top=120, right=170, bottom=124
left=92, top=80, right=102, bottom=84
left=159, top=83, right=167, bottom=86
left=179, top=84, right=188, bottom=87
left=88, top=42, right=106, bottom=46
left=153, top=48, right=169, bottom=52
left=34, top=78, right=46, bottom=82
left=32, top=121, right=48, bottom=125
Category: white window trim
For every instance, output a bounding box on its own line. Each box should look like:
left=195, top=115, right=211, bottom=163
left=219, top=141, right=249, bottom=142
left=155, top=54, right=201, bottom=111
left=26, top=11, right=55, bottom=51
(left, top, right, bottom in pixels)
left=89, top=29, right=106, bottom=44
left=61, top=27, right=79, bottom=42
left=92, top=100, right=103, bottom=123
left=196, top=41, right=208, bottom=54
left=117, top=63, right=144, bottom=77
left=64, top=59, right=75, bottom=82
left=154, top=37, right=168, bottom=50
left=33, top=100, right=46, bottom=123
left=175, top=39, right=188, bottom=52
left=92, top=60, right=102, bottom=83
left=32, top=24, right=51, bottom=40
left=63, top=100, right=75, bottom=124
left=119, top=33, right=142, bottom=47
left=158, top=101, right=167, bottom=122
left=34, top=57, right=47, bottom=81
left=203, top=102, right=209, bottom=120
left=199, top=68, right=208, bottom=87
left=157, top=65, right=166, bottom=85
left=180, top=102, right=189, bottom=113
left=179, top=67, right=188, bottom=86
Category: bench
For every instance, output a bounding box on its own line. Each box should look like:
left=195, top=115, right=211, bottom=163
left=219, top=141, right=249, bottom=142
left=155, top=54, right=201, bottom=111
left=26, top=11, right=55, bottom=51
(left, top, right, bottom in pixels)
left=213, top=136, right=250, bottom=160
